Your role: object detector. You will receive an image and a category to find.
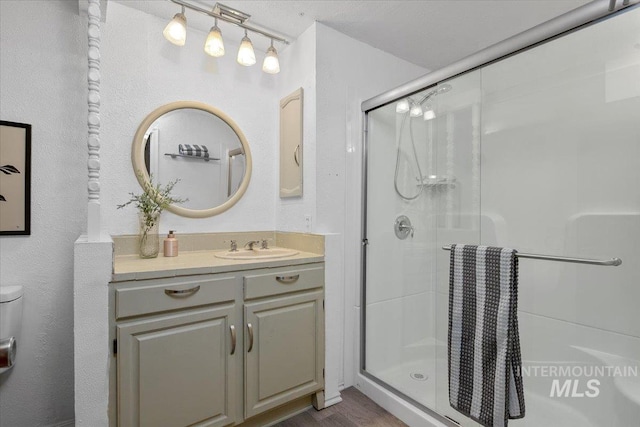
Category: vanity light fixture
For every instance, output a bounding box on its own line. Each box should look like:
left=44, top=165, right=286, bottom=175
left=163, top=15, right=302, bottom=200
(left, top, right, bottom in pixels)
left=163, top=0, right=289, bottom=73
left=204, top=18, right=225, bottom=57
left=423, top=107, right=436, bottom=121
left=409, top=101, right=423, bottom=118
left=163, top=5, right=187, bottom=46
left=396, top=99, right=410, bottom=114
left=237, top=30, right=256, bottom=66
left=262, top=40, right=280, bottom=74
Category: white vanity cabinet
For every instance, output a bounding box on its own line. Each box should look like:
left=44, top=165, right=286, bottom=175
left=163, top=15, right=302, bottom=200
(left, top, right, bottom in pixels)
left=243, top=266, right=325, bottom=419
left=114, top=275, right=239, bottom=427
left=111, top=262, right=324, bottom=427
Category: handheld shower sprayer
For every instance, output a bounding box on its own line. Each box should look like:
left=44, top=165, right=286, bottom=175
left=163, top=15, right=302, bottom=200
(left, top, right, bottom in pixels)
left=417, top=84, right=452, bottom=106
left=393, top=83, right=453, bottom=200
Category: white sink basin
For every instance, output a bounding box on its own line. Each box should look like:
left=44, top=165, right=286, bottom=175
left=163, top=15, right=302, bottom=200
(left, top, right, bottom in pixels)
left=215, top=247, right=299, bottom=260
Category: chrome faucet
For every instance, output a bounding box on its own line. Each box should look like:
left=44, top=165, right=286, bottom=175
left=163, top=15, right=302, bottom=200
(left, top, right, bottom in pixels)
left=244, top=240, right=261, bottom=250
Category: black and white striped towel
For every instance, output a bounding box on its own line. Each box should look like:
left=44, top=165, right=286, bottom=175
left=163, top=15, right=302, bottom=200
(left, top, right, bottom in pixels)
left=178, top=144, right=209, bottom=158
left=448, top=244, right=525, bottom=427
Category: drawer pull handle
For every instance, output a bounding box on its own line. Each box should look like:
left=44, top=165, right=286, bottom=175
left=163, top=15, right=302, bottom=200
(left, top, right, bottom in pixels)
left=230, top=325, right=236, bottom=355
left=164, top=285, right=201, bottom=297
left=247, top=323, right=254, bottom=353
left=276, top=274, right=300, bottom=284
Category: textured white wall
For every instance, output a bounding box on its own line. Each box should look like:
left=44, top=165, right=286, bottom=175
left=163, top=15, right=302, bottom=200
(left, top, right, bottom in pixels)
left=0, top=1, right=86, bottom=426
left=73, top=237, right=113, bottom=427
left=313, top=23, right=427, bottom=390
left=275, top=24, right=317, bottom=232
left=101, top=1, right=279, bottom=236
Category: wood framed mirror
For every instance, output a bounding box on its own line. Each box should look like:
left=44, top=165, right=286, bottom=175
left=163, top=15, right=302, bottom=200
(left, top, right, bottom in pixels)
left=131, top=101, right=252, bottom=218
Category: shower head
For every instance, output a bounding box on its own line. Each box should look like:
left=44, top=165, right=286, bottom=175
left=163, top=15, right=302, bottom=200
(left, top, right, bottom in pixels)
left=395, top=84, right=453, bottom=115
left=438, top=84, right=453, bottom=93
left=418, top=84, right=452, bottom=105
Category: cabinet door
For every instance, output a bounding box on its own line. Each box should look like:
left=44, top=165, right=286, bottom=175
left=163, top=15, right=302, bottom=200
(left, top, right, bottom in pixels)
left=244, top=290, right=324, bottom=418
left=279, top=87, right=303, bottom=198
left=118, top=305, right=237, bottom=427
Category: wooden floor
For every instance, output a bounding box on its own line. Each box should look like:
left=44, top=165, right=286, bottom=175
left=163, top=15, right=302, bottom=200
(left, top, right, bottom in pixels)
left=273, top=387, right=408, bottom=427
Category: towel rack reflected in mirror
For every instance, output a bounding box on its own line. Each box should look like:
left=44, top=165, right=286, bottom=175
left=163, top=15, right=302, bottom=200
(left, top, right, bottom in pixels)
left=164, top=153, right=220, bottom=162
left=442, top=245, right=622, bottom=266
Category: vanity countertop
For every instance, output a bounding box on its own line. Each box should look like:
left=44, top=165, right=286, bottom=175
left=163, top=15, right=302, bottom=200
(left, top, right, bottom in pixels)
left=112, top=249, right=324, bottom=282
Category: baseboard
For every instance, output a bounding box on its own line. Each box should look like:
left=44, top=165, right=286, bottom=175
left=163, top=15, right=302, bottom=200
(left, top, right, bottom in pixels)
left=356, top=374, right=449, bottom=427
left=324, top=394, right=343, bottom=407
left=237, top=395, right=313, bottom=427
left=263, top=405, right=312, bottom=427
left=48, top=420, right=74, bottom=427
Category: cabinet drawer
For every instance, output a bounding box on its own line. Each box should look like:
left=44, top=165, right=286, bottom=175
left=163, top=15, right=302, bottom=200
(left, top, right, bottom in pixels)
left=115, top=275, right=236, bottom=319
left=244, top=264, right=324, bottom=300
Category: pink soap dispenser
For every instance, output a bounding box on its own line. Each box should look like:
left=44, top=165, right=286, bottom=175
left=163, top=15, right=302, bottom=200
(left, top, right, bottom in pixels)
left=163, top=230, right=178, bottom=257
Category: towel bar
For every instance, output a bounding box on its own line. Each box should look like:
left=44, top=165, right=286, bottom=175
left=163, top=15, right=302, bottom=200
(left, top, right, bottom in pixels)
left=442, top=245, right=622, bottom=266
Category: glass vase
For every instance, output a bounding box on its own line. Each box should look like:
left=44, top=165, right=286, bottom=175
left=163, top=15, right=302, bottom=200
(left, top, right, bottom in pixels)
left=138, top=213, right=160, bottom=258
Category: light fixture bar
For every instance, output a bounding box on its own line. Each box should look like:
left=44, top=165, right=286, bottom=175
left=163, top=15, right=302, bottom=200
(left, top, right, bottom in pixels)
left=212, top=3, right=250, bottom=24
left=169, top=0, right=290, bottom=45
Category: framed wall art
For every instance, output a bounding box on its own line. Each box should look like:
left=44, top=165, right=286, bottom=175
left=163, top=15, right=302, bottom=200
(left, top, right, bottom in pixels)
left=0, top=120, right=31, bottom=235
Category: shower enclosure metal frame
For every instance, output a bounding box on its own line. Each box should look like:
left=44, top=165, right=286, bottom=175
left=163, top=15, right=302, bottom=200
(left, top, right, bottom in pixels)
left=359, top=0, right=639, bottom=425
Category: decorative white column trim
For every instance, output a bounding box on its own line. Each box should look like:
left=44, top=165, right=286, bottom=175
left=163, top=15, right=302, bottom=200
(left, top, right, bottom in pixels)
left=74, top=2, right=113, bottom=425
left=87, top=0, right=102, bottom=241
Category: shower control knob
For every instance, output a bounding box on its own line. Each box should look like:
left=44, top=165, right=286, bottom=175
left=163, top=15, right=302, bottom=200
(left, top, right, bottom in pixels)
left=394, top=215, right=414, bottom=240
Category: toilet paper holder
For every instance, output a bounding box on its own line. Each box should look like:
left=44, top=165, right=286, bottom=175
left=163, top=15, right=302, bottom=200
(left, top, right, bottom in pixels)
left=0, top=337, right=16, bottom=369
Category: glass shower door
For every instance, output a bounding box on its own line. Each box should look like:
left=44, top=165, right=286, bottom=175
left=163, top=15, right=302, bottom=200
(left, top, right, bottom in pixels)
left=432, top=6, right=640, bottom=426
left=364, top=72, right=483, bottom=412
left=469, top=7, right=638, bottom=426
left=364, top=86, right=439, bottom=409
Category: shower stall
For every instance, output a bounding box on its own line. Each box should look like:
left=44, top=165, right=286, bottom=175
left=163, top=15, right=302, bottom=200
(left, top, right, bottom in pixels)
left=360, top=1, right=640, bottom=426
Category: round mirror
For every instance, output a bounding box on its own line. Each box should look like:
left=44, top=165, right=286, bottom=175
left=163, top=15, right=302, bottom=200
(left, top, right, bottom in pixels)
left=131, top=101, right=252, bottom=218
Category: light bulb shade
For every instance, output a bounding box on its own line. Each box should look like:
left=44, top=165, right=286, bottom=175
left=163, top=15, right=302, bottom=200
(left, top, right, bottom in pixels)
left=423, top=109, right=436, bottom=120
left=237, top=35, right=256, bottom=66
left=163, top=13, right=187, bottom=46
left=262, top=46, right=280, bottom=74
left=204, top=26, right=225, bottom=57
left=396, top=99, right=410, bottom=113
left=410, top=103, right=423, bottom=117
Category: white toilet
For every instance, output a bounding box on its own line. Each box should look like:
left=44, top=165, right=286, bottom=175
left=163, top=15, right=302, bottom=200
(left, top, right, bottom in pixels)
left=0, top=285, right=23, bottom=374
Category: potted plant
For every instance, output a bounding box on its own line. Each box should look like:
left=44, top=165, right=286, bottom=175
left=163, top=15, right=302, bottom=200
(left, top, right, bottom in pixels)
left=118, top=176, right=186, bottom=258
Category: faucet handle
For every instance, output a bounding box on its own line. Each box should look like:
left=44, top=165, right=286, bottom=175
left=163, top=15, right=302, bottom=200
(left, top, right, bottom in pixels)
left=229, top=240, right=238, bottom=252
left=261, top=239, right=270, bottom=249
